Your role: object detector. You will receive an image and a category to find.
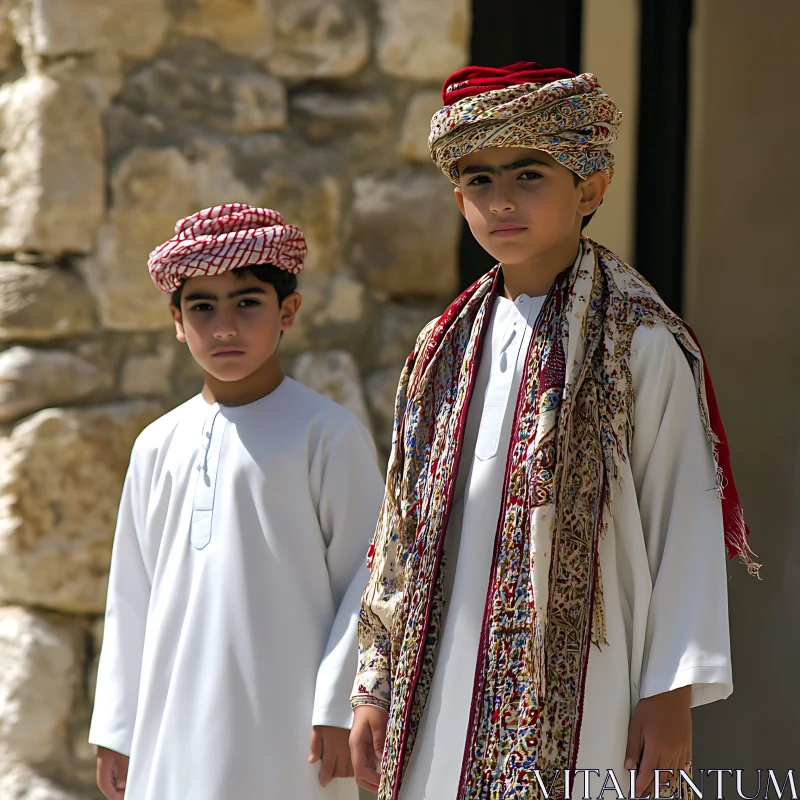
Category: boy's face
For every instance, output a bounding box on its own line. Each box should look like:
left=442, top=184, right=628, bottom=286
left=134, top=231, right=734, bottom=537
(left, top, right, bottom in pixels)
left=454, top=146, right=607, bottom=267
left=169, top=270, right=301, bottom=383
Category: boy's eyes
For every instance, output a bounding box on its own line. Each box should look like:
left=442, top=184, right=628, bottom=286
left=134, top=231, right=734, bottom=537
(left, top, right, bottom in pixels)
left=466, top=171, right=542, bottom=186
left=188, top=298, right=261, bottom=312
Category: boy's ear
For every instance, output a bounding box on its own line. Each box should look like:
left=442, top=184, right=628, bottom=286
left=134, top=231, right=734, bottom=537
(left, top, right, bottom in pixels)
left=454, top=186, right=467, bottom=219
left=279, top=292, right=302, bottom=333
left=169, top=303, right=187, bottom=343
left=578, top=171, right=609, bottom=218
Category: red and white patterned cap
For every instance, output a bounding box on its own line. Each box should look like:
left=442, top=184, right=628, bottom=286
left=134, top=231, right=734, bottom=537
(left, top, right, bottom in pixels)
left=147, top=204, right=307, bottom=294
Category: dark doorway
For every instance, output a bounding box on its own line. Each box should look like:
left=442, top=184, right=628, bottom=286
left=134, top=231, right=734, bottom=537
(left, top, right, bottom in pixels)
left=460, top=0, right=584, bottom=289
left=634, top=0, right=693, bottom=314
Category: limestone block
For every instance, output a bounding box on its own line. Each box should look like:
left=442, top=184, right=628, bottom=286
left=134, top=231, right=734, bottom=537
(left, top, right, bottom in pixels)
left=376, top=0, right=470, bottom=81
left=227, top=74, right=287, bottom=133
left=19, top=0, right=170, bottom=60
left=0, top=12, right=17, bottom=71
left=68, top=620, right=98, bottom=786
left=0, top=265, right=95, bottom=341
left=290, top=92, right=394, bottom=142
left=267, top=0, right=370, bottom=80
left=186, top=138, right=259, bottom=209
left=104, top=105, right=168, bottom=166
left=400, top=92, right=442, bottom=163
left=43, top=49, right=123, bottom=110
left=23, top=0, right=107, bottom=57
left=368, top=303, right=439, bottom=369
left=87, top=618, right=103, bottom=704
left=258, top=171, right=342, bottom=274
left=176, top=0, right=274, bottom=60
left=291, top=350, right=371, bottom=431
left=68, top=728, right=96, bottom=789
left=0, top=608, right=77, bottom=763
left=67, top=619, right=102, bottom=786
left=364, top=366, right=400, bottom=452
left=0, top=75, right=105, bottom=256
left=89, top=0, right=171, bottom=62
left=0, top=760, right=83, bottom=800
left=79, top=148, right=197, bottom=332
left=0, top=401, right=162, bottom=613
left=0, top=347, right=107, bottom=422
left=125, top=57, right=287, bottom=133
left=350, top=172, right=460, bottom=298
left=170, top=344, right=204, bottom=400
left=283, top=273, right=367, bottom=355
left=121, top=346, right=176, bottom=397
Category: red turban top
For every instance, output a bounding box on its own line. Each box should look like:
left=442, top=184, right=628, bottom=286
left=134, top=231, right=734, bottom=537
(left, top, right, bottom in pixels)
left=442, top=61, right=577, bottom=105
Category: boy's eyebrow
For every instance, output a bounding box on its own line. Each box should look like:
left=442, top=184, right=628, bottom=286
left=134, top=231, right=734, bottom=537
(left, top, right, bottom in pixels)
left=183, top=286, right=267, bottom=302
left=461, top=158, right=552, bottom=176
left=183, top=291, right=217, bottom=302
left=227, top=286, right=267, bottom=299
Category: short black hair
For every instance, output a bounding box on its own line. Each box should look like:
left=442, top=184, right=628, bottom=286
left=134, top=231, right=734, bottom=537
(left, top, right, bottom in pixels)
left=574, top=173, right=597, bottom=231
left=171, top=263, right=298, bottom=308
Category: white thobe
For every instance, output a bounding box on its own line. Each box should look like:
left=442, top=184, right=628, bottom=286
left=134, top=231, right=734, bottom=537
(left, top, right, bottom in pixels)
left=400, top=295, right=732, bottom=799
left=90, top=378, right=384, bottom=800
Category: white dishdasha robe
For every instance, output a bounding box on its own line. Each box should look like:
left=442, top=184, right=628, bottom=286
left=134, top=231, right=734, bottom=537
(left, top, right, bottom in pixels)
left=90, top=378, right=384, bottom=800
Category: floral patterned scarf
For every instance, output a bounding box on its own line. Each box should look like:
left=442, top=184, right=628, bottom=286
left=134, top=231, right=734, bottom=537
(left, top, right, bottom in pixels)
left=357, top=239, right=755, bottom=800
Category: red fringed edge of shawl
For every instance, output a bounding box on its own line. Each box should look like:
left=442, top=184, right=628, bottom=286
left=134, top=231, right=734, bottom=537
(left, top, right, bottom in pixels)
left=686, top=325, right=760, bottom=577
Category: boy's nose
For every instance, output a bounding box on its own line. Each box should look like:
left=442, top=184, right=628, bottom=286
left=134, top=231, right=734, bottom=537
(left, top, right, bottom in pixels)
left=489, top=187, right=515, bottom=214
left=213, top=327, right=237, bottom=339
left=212, top=317, right=238, bottom=339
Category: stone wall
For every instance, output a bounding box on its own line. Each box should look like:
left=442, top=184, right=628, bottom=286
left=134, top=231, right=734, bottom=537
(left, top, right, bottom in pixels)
left=0, top=0, right=469, bottom=795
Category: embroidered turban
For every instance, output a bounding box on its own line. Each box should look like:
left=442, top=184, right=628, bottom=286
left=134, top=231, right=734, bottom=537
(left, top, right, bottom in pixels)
left=429, top=61, right=622, bottom=184
left=147, top=203, right=307, bottom=294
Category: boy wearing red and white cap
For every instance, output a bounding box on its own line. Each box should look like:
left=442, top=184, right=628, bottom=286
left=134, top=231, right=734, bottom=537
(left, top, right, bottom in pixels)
left=90, top=205, right=383, bottom=800
left=350, top=64, right=756, bottom=800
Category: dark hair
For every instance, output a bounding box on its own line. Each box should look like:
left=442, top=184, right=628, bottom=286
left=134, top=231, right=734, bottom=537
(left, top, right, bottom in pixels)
left=574, top=173, right=598, bottom=231
left=171, top=263, right=298, bottom=307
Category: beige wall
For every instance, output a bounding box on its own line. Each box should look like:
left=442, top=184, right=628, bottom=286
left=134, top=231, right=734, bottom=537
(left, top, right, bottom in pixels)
left=589, top=0, right=800, bottom=770
left=684, top=0, right=800, bottom=771
left=581, top=0, right=639, bottom=263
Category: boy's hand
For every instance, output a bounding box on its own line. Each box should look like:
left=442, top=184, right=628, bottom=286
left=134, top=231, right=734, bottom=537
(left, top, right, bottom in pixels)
left=625, top=686, right=692, bottom=797
left=96, top=746, right=129, bottom=799
left=350, top=704, right=389, bottom=793
left=309, top=725, right=354, bottom=787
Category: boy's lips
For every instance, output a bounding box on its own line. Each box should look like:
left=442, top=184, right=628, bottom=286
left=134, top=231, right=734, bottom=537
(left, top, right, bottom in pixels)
left=211, top=348, right=245, bottom=358
left=490, top=223, right=527, bottom=238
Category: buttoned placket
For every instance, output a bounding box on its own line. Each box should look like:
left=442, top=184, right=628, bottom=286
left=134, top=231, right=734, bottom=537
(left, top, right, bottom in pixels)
left=190, top=405, right=225, bottom=550
left=500, top=295, right=538, bottom=374
left=474, top=295, right=538, bottom=460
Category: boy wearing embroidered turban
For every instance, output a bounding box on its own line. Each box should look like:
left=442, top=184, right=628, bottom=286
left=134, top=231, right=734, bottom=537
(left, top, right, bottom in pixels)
left=350, top=64, right=757, bottom=800
left=89, top=205, right=384, bottom=800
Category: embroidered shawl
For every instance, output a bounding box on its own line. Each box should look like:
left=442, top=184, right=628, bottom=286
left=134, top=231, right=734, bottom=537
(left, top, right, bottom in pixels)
left=353, top=240, right=755, bottom=800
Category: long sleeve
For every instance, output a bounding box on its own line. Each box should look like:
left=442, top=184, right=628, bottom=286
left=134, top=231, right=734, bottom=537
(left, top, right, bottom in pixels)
left=89, top=446, right=152, bottom=755
left=312, top=416, right=384, bottom=729
left=630, top=323, right=733, bottom=707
